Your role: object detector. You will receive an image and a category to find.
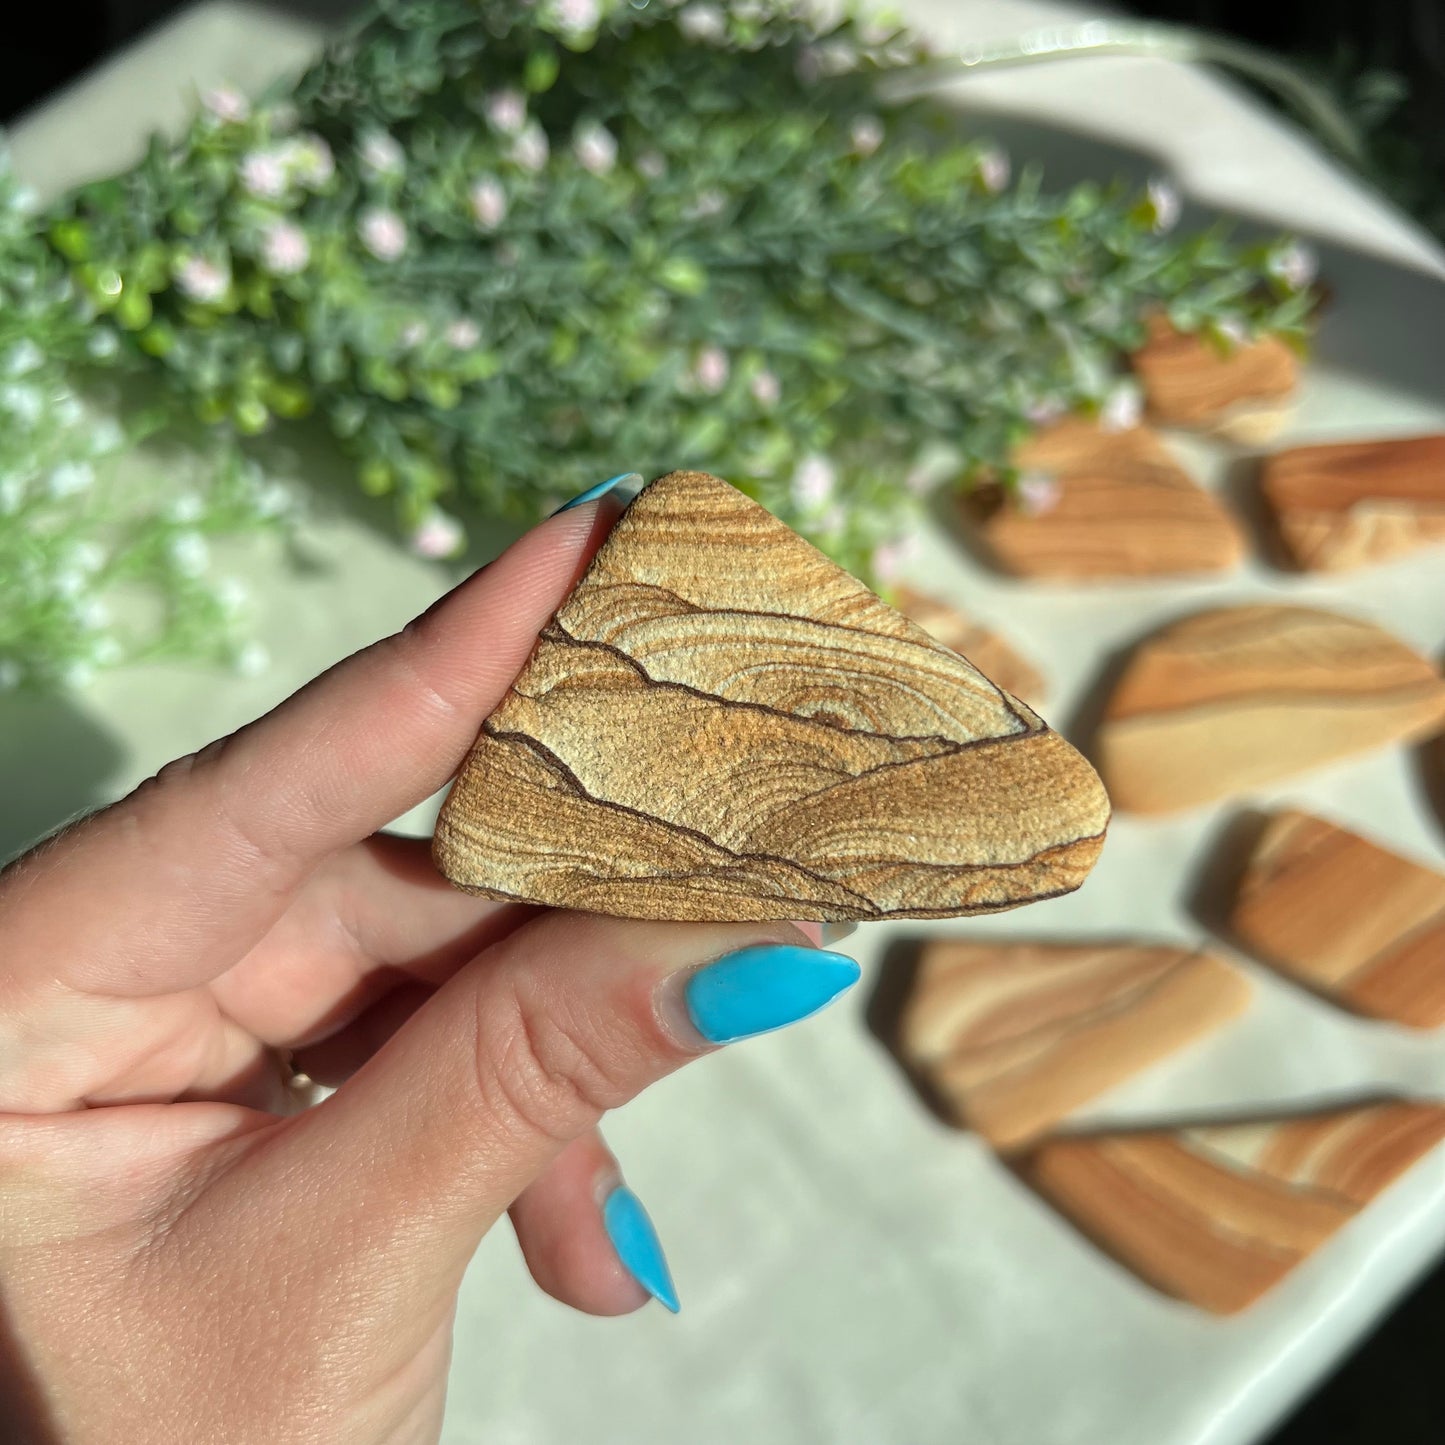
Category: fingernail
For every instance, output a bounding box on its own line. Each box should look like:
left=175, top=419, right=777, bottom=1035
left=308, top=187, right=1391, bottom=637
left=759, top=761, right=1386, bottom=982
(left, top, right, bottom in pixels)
left=685, top=945, right=861, bottom=1045
left=549, top=472, right=643, bottom=516
left=821, top=921, right=859, bottom=945
left=602, top=1185, right=680, bottom=1314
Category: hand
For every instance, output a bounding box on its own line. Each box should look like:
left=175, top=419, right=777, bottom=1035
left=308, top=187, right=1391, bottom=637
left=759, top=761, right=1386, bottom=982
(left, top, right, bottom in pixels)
left=0, top=497, right=858, bottom=1445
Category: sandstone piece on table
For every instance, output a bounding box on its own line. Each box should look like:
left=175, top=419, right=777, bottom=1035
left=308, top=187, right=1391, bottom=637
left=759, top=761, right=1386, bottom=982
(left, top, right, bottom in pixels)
left=898, top=940, right=1249, bottom=1149
left=1131, top=314, right=1299, bottom=444
left=1023, top=1102, right=1445, bottom=1313
left=971, top=419, right=1245, bottom=580
left=1097, top=605, right=1445, bottom=814
left=1261, top=434, right=1445, bottom=572
left=434, top=471, right=1110, bottom=921
left=1231, top=809, right=1445, bottom=1028
left=893, top=585, right=1047, bottom=706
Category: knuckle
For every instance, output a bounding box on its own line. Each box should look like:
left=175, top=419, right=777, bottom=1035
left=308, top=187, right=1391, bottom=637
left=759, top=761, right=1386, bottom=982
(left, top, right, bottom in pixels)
left=472, top=977, right=645, bottom=1146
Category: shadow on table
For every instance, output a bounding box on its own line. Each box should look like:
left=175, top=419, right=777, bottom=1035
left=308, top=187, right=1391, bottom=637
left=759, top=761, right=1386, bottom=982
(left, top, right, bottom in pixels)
left=0, top=693, right=125, bottom=866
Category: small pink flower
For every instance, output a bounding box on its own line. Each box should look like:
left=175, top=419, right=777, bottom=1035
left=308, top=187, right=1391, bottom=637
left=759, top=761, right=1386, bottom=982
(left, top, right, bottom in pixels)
left=469, top=176, right=508, bottom=230
left=175, top=254, right=231, bottom=303
left=872, top=532, right=922, bottom=582
left=679, top=4, right=726, bottom=42
left=636, top=149, right=667, bottom=181
left=359, top=208, right=408, bottom=262
left=574, top=122, right=618, bottom=177
left=550, top=0, right=599, bottom=34
left=692, top=345, right=729, bottom=394
left=359, top=130, right=405, bottom=178
left=484, top=88, right=527, bottom=135
left=446, top=318, right=481, bottom=349
left=750, top=370, right=780, bottom=408
left=240, top=150, right=288, bottom=199
left=1147, top=176, right=1181, bottom=234
left=1025, top=396, right=1067, bottom=427
left=410, top=511, right=466, bottom=559
left=849, top=115, right=885, bottom=157
left=288, top=134, right=334, bottom=188
left=1017, top=472, right=1062, bottom=517
left=1099, top=381, right=1143, bottom=433
left=260, top=221, right=310, bottom=275
left=511, top=123, right=550, bottom=174
left=202, top=86, right=250, bottom=124
left=978, top=147, right=1010, bottom=194
left=1269, top=241, right=1317, bottom=291
left=791, top=454, right=835, bottom=510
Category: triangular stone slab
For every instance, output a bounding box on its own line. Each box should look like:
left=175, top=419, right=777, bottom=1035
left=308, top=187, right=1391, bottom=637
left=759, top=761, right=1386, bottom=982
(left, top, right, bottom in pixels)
left=434, top=471, right=1110, bottom=921
left=1023, top=1103, right=1445, bottom=1313
left=1262, top=434, right=1445, bottom=572
left=1098, top=604, right=1445, bottom=814
left=1231, top=809, right=1445, bottom=1029
left=898, top=940, right=1248, bottom=1149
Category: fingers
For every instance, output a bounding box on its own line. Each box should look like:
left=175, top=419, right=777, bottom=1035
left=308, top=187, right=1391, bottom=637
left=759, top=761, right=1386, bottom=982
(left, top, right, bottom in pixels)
left=509, top=1131, right=656, bottom=1316
left=0, top=500, right=619, bottom=1001
left=250, top=914, right=859, bottom=1313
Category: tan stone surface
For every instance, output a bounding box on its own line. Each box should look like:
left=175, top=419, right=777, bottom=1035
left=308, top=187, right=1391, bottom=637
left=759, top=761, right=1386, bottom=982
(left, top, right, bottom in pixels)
left=894, top=585, right=1047, bottom=706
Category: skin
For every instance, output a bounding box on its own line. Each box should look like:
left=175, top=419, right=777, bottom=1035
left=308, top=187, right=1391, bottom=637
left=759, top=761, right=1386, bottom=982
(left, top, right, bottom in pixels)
left=0, top=498, right=816, bottom=1444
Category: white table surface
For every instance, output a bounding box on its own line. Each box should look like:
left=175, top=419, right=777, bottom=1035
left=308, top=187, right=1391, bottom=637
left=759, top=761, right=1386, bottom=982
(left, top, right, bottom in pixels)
left=9, top=5, right=1445, bottom=1443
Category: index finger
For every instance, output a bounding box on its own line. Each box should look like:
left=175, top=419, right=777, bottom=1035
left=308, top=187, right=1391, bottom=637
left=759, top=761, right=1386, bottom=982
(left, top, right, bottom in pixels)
left=0, top=499, right=620, bottom=999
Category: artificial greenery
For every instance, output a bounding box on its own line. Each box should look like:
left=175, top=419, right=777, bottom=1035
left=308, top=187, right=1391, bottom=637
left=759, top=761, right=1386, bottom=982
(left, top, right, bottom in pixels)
left=1, top=0, right=1317, bottom=689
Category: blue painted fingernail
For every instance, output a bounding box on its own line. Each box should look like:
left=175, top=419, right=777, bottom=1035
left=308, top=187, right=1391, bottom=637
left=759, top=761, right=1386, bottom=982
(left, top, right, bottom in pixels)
left=602, top=1185, right=680, bottom=1313
left=685, top=945, right=861, bottom=1045
left=549, top=472, right=642, bottom=516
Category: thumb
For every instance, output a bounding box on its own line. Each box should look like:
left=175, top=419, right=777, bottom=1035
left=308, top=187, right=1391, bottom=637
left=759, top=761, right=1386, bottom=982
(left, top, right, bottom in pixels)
left=259, top=914, right=858, bottom=1303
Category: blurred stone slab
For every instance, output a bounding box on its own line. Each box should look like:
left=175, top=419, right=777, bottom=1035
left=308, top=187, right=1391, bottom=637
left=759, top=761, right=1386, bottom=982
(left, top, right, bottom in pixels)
left=894, top=585, right=1047, bottom=706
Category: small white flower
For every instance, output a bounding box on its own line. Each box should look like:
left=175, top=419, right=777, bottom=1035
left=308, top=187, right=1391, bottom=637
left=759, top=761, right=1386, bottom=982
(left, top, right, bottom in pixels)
left=1, top=383, right=43, bottom=424
left=3, top=339, right=43, bottom=375
left=849, top=115, right=885, bottom=157
left=484, top=88, right=528, bottom=135
left=797, top=40, right=857, bottom=82
left=0, top=659, right=21, bottom=691
left=87, top=329, right=120, bottom=362
left=7, top=184, right=37, bottom=216
left=202, top=86, right=250, bottom=124
left=872, top=532, right=922, bottom=582
left=168, top=530, right=211, bottom=577
left=89, top=636, right=123, bottom=666
left=978, top=146, right=1010, bottom=194
left=1269, top=240, right=1318, bottom=291
left=234, top=641, right=271, bottom=677
left=1025, top=396, right=1066, bottom=427
left=214, top=576, right=248, bottom=614
left=636, top=149, right=667, bottom=181
left=252, top=480, right=294, bottom=517
left=288, top=134, right=335, bottom=188
left=1147, top=176, right=1181, bottom=234
left=410, top=510, right=466, bottom=559
left=687, top=188, right=726, bottom=220
left=903, top=464, right=934, bottom=497
left=240, top=149, right=288, bottom=199
left=359, top=130, right=406, bottom=178
left=53, top=569, right=87, bottom=600
left=1017, top=471, right=1062, bottom=517
left=550, top=0, right=599, bottom=35
left=692, top=345, right=729, bottom=394
left=1099, top=381, right=1143, bottom=433
left=0, top=475, right=23, bottom=513
left=89, top=417, right=125, bottom=453
left=791, top=454, right=835, bottom=510
left=76, top=596, right=111, bottom=630
left=469, top=176, right=508, bottom=231
left=47, top=461, right=95, bottom=498
left=574, top=122, right=618, bottom=177
left=261, top=220, right=310, bottom=275
left=264, top=101, right=299, bottom=134
left=68, top=539, right=107, bottom=574
left=750, top=369, right=780, bottom=408
left=1213, top=315, right=1249, bottom=348
left=358, top=208, right=408, bottom=262
left=678, top=3, right=727, bottom=42
left=62, top=660, right=95, bottom=688
left=167, top=493, right=205, bottom=524
left=175, top=254, right=231, bottom=303
left=445, top=317, right=482, bottom=349
left=511, top=123, right=550, bottom=174
left=400, top=320, right=428, bottom=349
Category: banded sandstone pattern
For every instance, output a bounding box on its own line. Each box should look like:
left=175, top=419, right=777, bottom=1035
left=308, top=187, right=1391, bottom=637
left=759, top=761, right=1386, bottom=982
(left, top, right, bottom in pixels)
left=435, top=472, right=1109, bottom=921
left=900, top=941, right=1249, bottom=1148
left=1025, top=1103, right=1445, bottom=1313
left=1098, top=604, right=1445, bottom=813
left=1232, top=810, right=1445, bottom=1028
